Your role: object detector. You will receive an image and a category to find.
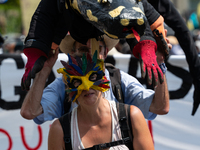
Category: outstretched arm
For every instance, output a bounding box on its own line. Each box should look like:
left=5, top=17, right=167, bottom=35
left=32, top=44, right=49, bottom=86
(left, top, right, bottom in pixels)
left=130, top=105, right=154, bottom=150
left=149, top=63, right=169, bottom=114
left=20, top=48, right=59, bottom=119
left=149, top=36, right=171, bottom=114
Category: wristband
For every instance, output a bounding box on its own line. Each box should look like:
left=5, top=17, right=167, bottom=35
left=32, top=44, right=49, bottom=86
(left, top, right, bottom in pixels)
left=159, top=63, right=167, bottom=74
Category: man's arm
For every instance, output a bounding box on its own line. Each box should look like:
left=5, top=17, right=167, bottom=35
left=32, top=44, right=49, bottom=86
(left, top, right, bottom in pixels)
left=149, top=37, right=171, bottom=114
left=150, top=71, right=169, bottom=114
left=20, top=48, right=59, bottom=119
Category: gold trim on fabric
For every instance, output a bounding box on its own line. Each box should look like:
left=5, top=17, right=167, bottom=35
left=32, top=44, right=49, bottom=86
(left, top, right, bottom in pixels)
left=137, top=18, right=144, bottom=25
left=121, top=19, right=129, bottom=26
left=87, top=10, right=98, bottom=22
left=132, top=7, right=144, bottom=15
left=71, top=0, right=81, bottom=13
left=109, top=6, right=125, bottom=18
left=126, top=33, right=135, bottom=39
left=103, top=30, right=118, bottom=39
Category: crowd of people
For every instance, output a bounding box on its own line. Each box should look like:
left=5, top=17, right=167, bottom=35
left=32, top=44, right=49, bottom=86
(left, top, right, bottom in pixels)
left=0, top=0, right=197, bottom=149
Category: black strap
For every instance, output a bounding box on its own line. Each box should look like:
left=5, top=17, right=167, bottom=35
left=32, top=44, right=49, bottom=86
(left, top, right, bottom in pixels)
left=84, top=138, right=130, bottom=150
left=117, top=102, right=134, bottom=150
left=105, top=63, right=124, bottom=103
left=59, top=112, right=72, bottom=150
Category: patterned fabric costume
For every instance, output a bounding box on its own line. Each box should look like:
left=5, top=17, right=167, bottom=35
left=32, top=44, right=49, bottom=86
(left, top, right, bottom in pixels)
left=21, top=0, right=167, bottom=91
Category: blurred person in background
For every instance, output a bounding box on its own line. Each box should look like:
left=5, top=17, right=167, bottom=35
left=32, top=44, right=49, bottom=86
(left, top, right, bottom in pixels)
left=2, top=33, right=24, bottom=54
left=0, top=0, right=8, bottom=4
left=167, top=35, right=184, bottom=55
left=192, top=30, right=200, bottom=54
left=0, top=33, right=4, bottom=54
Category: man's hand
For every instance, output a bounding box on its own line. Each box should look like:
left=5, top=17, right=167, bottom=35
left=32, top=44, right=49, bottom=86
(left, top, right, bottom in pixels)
left=153, top=29, right=170, bottom=60
left=132, top=40, right=164, bottom=87
left=21, top=48, right=48, bottom=91
left=20, top=48, right=59, bottom=119
left=43, top=48, right=59, bottom=70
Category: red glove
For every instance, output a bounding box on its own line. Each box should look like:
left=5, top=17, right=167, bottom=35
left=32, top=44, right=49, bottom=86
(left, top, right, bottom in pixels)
left=132, top=40, right=164, bottom=86
left=21, top=48, right=47, bottom=90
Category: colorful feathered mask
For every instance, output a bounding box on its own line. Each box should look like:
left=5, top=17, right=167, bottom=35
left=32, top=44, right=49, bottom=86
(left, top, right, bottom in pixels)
left=57, top=50, right=110, bottom=102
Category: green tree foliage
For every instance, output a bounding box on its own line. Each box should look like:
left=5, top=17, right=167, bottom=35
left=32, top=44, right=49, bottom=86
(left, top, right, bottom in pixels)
left=0, top=0, right=22, bottom=34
